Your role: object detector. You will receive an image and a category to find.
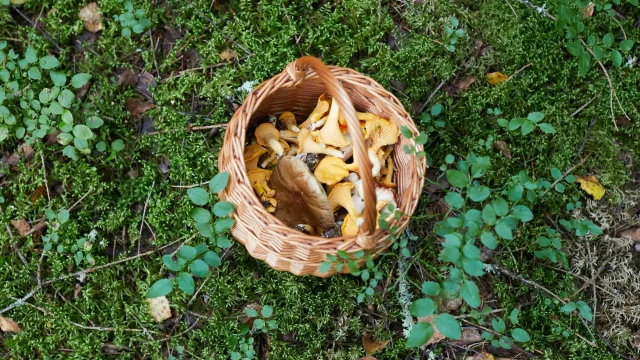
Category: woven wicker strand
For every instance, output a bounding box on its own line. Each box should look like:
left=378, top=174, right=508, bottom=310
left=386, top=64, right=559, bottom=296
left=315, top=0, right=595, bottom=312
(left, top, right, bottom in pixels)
left=218, top=56, right=426, bottom=277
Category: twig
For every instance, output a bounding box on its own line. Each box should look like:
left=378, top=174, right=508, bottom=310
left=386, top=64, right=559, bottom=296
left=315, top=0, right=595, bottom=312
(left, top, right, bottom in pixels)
left=455, top=308, right=505, bottom=319
left=68, top=188, right=94, bottom=212
left=6, top=226, right=28, bottom=266
left=12, top=7, right=62, bottom=52
left=149, top=29, right=160, bottom=77
left=70, top=322, right=147, bottom=333
left=40, top=152, right=50, bottom=202
left=418, top=80, right=446, bottom=114
left=139, top=181, right=155, bottom=254
left=170, top=180, right=210, bottom=189
left=570, top=95, right=599, bottom=117
left=188, top=124, right=228, bottom=131
left=507, top=62, right=533, bottom=81
left=0, top=237, right=184, bottom=315
left=541, top=153, right=591, bottom=197
left=504, top=0, right=518, bottom=17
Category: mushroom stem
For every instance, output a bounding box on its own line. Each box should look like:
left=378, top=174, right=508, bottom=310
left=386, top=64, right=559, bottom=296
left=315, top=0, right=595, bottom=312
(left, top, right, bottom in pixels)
left=267, top=138, right=284, bottom=157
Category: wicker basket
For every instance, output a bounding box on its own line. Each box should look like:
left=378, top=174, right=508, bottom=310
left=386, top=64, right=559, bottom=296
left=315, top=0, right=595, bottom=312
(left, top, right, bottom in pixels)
left=218, top=56, right=426, bottom=277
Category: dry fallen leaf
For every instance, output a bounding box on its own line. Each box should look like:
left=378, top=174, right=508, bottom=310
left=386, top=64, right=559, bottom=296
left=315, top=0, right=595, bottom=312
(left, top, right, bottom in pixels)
left=11, top=219, right=31, bottom=237
left=32, top=186, right=47, bottom=204
left=358, top=357, right=377, bottom=360
left=126, top=98, right=156, bottom=116
left=449, top=76, right=476, bottom=95
left=0, top=316, right=22, bottom=333
left=17, top=143, right=34, bottom=161
left=416, top=315, right=446, bottom=347
left=493, top=141, right=512, bottom=160
left=487, top=72, right=508, bottom=86
left=147, top=296, right=172, bottom=322
left=619, top=227, right=640, bottom=242
left=117, top=68, right=138, bottom=88
left=582, top=2, right=595, bottom=18
left=79, top=2, right=102, bottom=33
left=362, top=334, right=389, bottom=355
left=220, top=48, right=237, bottom=61
left=576, top=175, right=606, bottom=200
left=453, top=327, right=483, bottom=345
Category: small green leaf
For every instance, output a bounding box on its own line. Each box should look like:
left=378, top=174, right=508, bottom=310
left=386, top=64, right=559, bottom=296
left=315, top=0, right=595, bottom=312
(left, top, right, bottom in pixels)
left=555, top=183, right=565, bottom=193
left=215, top=217, right=235, bottom=233
left=407, top=322, right=434, bottom=348
left=203, top=251, right=221, bottom=268
left=494, top=219, right=513, bottom=240
left=491, top=318, right=506, bottom=333
left=431, top=104, right=442, bottom=116
left=521, top=120, right=535, bottom=135
left=511, top=328, right=530, bottom=342
left=463, top=259, right=486, bottom=276
left=27, top=66, right=41, bottom=80
left=187, top=187, right=209, bottom=206
left=509, top=308, right=520, bottom=325
left=58, top=89, right=75, bottom=108
left=86, top=116, right=103, bottom=129
left=162, top=255, right=185, bottom=271
left=460, top=280, right=481, bottom=308
left=551, top=168, right=562, bottom=180
left=480, top=231, right=497, bottom=249
left=610, top=50, right=622, bottom=67
left=511, top=205, right=533, bottom=222
left=576, top=301, right=593, bottom=321
left=566, top=40, right=582, bottom=56
left=190, top=207, right=210, bottom=223
left=446, top=170, right=469, bottom=188
left=435, top=314, right=461, bottom=340
left=400, top=125, right=414, bottom=138
left=444, top=192, right=464, bottom=209
left=538, top=123, right=556, bottom=134
left=410, top=298, right=436, bottom=317
left=71, top=73, right=92, bottom=88
left=73, top=124, right=94, bottom=140
left=619, top=39, right=634, bottom=52
left=468, top=185, right=490, bottom=202
left=24, top=46, right=37, bottom=63
left=603, top=33, right=614, bottom=47
left=57, top=209, right=70, bottom=223
left=319, top=261, right=331, bottom=273
left=527, top=112, right=544, bottom=122
left=421, top=281, right=441, bottom=296
left=492, top=198, right=509, bottom=217
left=147, top=278, right=173, bottom=298
left=482, top=204, right=497, bottom=225
left=245, top=308, right=259, bottom=317
left=209, top=172, right=229, bottom=192
left=578, top=52, right=590, bottom=75
left=508, top=118, right=524, bottom=130
left=213, top=201, right=235, bottom=217
left=560, top=302, right=577, bottom=314
left=190, top=259, right=209, bottom=277
left=40, top=55, right=61, bottom=70
left=50, top=71, right=67, bottom=86
left=177, top=245, right=198, bottom=261
left=261, top=305, right=273, bottom=318
left=177, top=272, right=195, bottom=295
left=216, top=236, right=232, bottom=248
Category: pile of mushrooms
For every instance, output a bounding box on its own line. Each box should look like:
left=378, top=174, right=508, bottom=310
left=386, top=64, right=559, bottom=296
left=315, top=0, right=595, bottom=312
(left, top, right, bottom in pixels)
left=244, top=94, right=400, bottom=238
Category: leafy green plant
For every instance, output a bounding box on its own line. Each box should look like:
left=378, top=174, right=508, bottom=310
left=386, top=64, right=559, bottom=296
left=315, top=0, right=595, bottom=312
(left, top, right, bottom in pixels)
left=444, top=17, right=465, bottom=52
left=320, top=249, right=384, bottom=303
left=146, top=172, right=232, bottom=298
left=0, top=42, right=109, bottom=160
left=230, top=305, right=277, bottom=360
left=498, top=112, right=556, bottom=135
left=114, top=1, right=151, bottom=37
left=561, top=300, right=594, bottom=321
left=42, top=208, right=70, bottom=253
left=534, top=227, right=568, bottom=266
left=480, top=309, right=530, bottom=349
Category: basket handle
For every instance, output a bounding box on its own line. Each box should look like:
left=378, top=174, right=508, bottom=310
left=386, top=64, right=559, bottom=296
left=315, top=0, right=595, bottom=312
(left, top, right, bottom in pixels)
left=287, top=56, right=378, bottom=250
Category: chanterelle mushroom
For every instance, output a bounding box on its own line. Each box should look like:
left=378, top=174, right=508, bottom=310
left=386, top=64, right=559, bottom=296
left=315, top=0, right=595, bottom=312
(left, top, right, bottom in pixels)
left=341, top=214, right=359, bottom=237
left=244, top=144, right=267, bottom=171
left=297, top=129, right=344, bottom=158
left=339, top=111, right=378, bottom=126
left=318, top=98, right=350, bottom=148
left=255, top=123, right=285, bottom=158
left=328, top=182, right=361, bottom=221
left=279, top=112, right=300, bottom=132
left=380, top=157, right=397, bottom=188
left=269, top=156, right=335, bottom=229
left=247, top=169, right=275, bottom=199
left=261, top=140, right=290, bottom=168
left=299, top=94, right=330, bottom=130
left=314, top=156, right=359, bottom=186
left=364, top=118, right=399, bottom=177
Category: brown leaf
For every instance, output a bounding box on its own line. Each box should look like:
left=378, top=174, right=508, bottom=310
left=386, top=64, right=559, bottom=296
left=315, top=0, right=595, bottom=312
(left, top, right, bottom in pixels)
left=239, top=303, right=262, bottom=329
left=416, top=315, right=446, bottom=348
left=2, top=152, right=20, bottom=167
left=44, top=129, right=61, bottom=145
left=493, top=141, right=512, bottom=160
left=116, top=68, right=138, bottom=88
left=11, top=219, right=31, bottom=237
left=74, top=283, right=82, bottom=299
left=17, top=143, right=34, bottom=161
left=100, top=343, right=132, bottom=354
left=220, top=48, right=237, bottom=61
left=582, top=2, right=594, bottom=18
left=0, top=316, right=22, bottom=333
left=452, top=327, right=483, bottom=345
left=74, top=80, right=92, bottom=99
left=448, top=76, right=476, bottom=95
left=359, top=357, right=377, bottom=360
left=620, top=227, right=640, bottom=242
left=136, top=72, right=156, bottom=98
left=126, top=98, right=156, bottom=116
left=362, top=334, right=389, bottom=355
left=32, top=186, right=46, bottom=204
left=147, top=296, right=172, bottom=322
left=487, top=72, right=508, bottom=86
left=79, top=2, right=102, bottom=33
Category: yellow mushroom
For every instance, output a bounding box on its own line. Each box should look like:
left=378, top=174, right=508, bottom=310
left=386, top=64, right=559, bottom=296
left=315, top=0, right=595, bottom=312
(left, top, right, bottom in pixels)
left=293, top=224, right=314, bottom=234
left=364, top=118, right=399, bottom=177
left=318, top=97, right=350, bottom=148
left=341, top=214, right=359, bottom=237
left=279, top=112, right=300, bottom=132
left=328, top=182, right=360, bottom=220
left=287, top=144, right=298, bottom=156
left=299, top=94, right=330, bottom=130
left=248, top=169, right=274, bottom=197
left=297, top=129, right=344, bottom=158
left=339, top=111, right=378, bottom=126
left=255, top=123, right=285, bottom=158
left=244, top=144, right=267, bottom=171
left=279, top=129, right=299, bottom=143
left=380, top=157, right=397, bottom=188
left=308, top=116, right=327, bottom=131
left=314, top=156, right=359, bottom=186
left=262, top=197, right=277, bottom=213
left=260, top=140, right=290, bottom=168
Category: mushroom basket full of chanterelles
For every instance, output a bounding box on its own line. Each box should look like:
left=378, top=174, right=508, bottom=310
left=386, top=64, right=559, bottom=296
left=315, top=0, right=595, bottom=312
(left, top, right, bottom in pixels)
left=217, top=56, right=425, bottom=277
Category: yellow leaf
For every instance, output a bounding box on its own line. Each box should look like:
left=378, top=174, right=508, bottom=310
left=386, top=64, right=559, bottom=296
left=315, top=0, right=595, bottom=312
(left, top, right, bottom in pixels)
left=576, top=175, right=606, bottom=200
left=0, top=316, right=22, bottom=333
left=487, top=72, right=508, bottom=86
left=362, top=334, right=389, bottom=355
left=220, top=48, right=237, bottom=61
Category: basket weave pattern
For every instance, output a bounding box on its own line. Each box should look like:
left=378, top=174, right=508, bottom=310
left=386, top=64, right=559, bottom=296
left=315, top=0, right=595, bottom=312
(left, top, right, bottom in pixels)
left=218, top=57, right=426, bottom=277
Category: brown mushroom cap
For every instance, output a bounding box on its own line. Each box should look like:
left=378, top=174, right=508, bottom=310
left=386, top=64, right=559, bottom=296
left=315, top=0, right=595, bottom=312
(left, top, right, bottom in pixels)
left=255, top=123, right=285, bottom=156
left=269, top=156, right=336, bottom=229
